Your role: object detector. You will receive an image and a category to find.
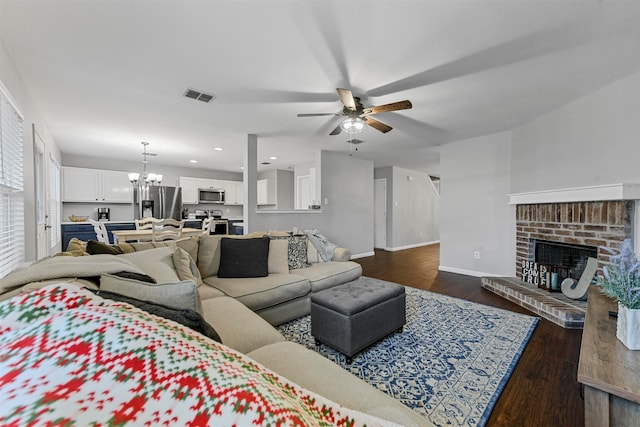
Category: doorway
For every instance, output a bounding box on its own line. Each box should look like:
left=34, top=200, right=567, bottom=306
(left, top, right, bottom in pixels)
left=374, top=178, right=387, bottom=249
left=33, top=127, right=49, bottom=259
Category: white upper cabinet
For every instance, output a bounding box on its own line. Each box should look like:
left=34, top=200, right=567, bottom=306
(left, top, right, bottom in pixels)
left=222, top=180, right=243, bottom=205
left=257, top=178, right=276, bottom=205
left=62, top=167, right=132, bottom=203
left=179, top=177, right=199, bottom=204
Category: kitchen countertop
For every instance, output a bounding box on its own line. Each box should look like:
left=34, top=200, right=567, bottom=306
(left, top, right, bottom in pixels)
left=61, top=220, right=136, bottom=225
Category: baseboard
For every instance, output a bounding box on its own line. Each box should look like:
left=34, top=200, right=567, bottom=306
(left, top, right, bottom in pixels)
left=438, top=265, right=503, bottom=278
left=350, top=251, right=375, bottom=259
left=384, top=240, right=440, bottom=252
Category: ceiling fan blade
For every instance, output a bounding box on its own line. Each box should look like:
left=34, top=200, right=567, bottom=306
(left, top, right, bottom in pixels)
left=297, top=113, right=342, bottom=117
left=364, top=100, right=412, bottom=115
left=329, top=123, right=343, bottom=135
left=337, top=88, right=356, bottom=111
left=364, top=116, right=393, bottom=133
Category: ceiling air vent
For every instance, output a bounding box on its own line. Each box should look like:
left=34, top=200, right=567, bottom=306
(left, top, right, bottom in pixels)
left=183, top=88, right=216, bottom=103
left=261, top=162, right=271, bottom=165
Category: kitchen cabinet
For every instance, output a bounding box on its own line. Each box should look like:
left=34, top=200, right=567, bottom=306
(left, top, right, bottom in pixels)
left=61, top=222, right=136, bottom=249
left=63, top=167, right=132, bottom=203
left=179, top=177, right=199, bottom=204
left=257, top=178, right=276, bottom=205
left=222, top=180, right=243, bottom=205
left=179, top=176, right=227, bottom=204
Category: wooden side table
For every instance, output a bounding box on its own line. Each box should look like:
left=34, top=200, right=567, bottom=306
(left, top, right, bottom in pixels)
left=578, top=289, right=640, bottom=426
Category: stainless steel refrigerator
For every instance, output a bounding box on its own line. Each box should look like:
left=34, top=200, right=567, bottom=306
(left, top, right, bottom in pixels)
left=134, top=186, right=182, bottom=220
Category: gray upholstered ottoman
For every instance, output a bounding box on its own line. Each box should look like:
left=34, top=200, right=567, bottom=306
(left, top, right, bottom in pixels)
left=310, top=277, right=406, bottom=363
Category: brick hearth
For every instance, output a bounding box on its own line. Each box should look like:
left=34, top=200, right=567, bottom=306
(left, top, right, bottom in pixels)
left=515, top=200, right=633, bottom=277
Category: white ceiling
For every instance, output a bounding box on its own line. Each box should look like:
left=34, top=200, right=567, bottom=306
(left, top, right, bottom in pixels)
left=2, top=1, right=640, bottom=176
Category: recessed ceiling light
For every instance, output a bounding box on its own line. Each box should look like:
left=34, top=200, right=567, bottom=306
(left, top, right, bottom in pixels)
left=214, top=147, right=224, bottom=151
left=240, top=166, right=245, bottom=170
left=269, top=156, right=277, bottom=160
left=190, top=160, right=198, bottom=163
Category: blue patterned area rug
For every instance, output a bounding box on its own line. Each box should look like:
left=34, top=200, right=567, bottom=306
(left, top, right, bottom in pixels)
left=277, top=285, right=539, bottom=427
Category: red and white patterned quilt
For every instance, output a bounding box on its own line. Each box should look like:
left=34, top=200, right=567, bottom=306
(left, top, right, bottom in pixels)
left=0, top=283, right=393, bottom=426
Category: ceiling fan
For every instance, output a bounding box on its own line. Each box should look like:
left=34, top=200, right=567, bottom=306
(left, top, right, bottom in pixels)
left=297, top=88, right=412, bottom=135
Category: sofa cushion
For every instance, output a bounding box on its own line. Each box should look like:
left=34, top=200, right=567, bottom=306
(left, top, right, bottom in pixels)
left=204, top=273, right=310, bottom=312
left=218, top=236, right=270, bottom=278
left=197, top=283, right=227, bottom=300
left=173, top=247, right=203, bottom=287
left=100, top=273, right=202, bottom=313
left=292, top=261, right=363, bottom=292
left=117, top=246, right=181, bottom=283
left=247, top=341, right=429, bottom=427
left=199, top=296, right=285, bottom=353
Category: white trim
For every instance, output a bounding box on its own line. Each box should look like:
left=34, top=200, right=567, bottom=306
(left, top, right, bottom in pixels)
left=255, top=209, right=323, bottom=214
left=350, top=251, right=375, bottom=259
left=508, top=183, right=640, bottom=205
left=438, top=265, right=503, bottom=278
left=385, top=240, right=439, bottom=251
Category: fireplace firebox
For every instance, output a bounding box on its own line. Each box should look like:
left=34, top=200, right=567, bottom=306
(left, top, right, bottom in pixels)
left=531, top=239, right=597, bottom=284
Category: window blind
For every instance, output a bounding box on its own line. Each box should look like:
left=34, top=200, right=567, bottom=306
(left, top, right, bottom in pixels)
left=0, top=84, right=25, bottom=278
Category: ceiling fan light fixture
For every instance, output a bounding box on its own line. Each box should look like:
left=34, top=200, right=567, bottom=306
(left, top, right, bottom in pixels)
left=341, top=117, right=365, bottom=134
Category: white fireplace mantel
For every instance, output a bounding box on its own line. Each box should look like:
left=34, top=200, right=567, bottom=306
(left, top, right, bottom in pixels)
left=508, top=183, right=640, bottom=205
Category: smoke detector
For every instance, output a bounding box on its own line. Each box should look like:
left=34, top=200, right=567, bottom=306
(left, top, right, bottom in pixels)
left=183, top=88, right=216, bottom=103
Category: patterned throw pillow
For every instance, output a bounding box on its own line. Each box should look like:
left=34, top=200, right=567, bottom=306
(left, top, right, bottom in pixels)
left=288, top=235, right=311, bottom=270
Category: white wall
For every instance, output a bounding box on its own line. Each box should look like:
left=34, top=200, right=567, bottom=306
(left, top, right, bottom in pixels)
left=374, top=166, right=440, bottom=250
left=439, top=131, right=515, bottom=277
left=511, top=72, right=640, bottom=192
left=0, top=37, right=62, bottom=259
left=440, top=71, right=640, bottom=277
left=249, top=150, right=374, bottom=257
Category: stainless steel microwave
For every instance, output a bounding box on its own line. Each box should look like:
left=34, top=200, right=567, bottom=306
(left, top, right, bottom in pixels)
left=198, top=188, right=225, bottom=204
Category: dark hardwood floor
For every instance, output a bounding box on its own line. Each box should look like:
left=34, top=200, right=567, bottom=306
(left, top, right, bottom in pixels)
left=354, top=244, right=584, bottom=427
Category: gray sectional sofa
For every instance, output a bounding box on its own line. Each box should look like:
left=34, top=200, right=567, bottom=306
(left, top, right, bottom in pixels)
left=0, top=233, right=432, bottom=426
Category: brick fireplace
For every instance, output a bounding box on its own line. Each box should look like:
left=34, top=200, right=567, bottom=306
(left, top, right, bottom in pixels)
left=515, top=200, right=633, bottom=278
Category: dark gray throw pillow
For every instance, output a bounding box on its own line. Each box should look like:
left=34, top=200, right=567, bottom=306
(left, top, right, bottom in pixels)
left=217, top=236, right=270, bottom=278
left=87, top=288, right=221, bottom=343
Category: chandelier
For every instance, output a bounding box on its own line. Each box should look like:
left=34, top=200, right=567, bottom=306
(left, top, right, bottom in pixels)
left=128, top=141, right=162, bottom=186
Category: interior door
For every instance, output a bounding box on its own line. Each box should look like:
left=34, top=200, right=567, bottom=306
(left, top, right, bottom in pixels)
left=48, top=154, right=61, bottom=253
left=33, top=127, right=49, bottom=259
left=296, top=174, right=311, bottom=209
left=374, top=178, right=387, bottom=249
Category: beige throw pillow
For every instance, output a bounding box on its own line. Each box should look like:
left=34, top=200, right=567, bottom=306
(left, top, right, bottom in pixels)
left=268, top=239, right=289, bottom=274
left=173, top=247, right=204, bottom=287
